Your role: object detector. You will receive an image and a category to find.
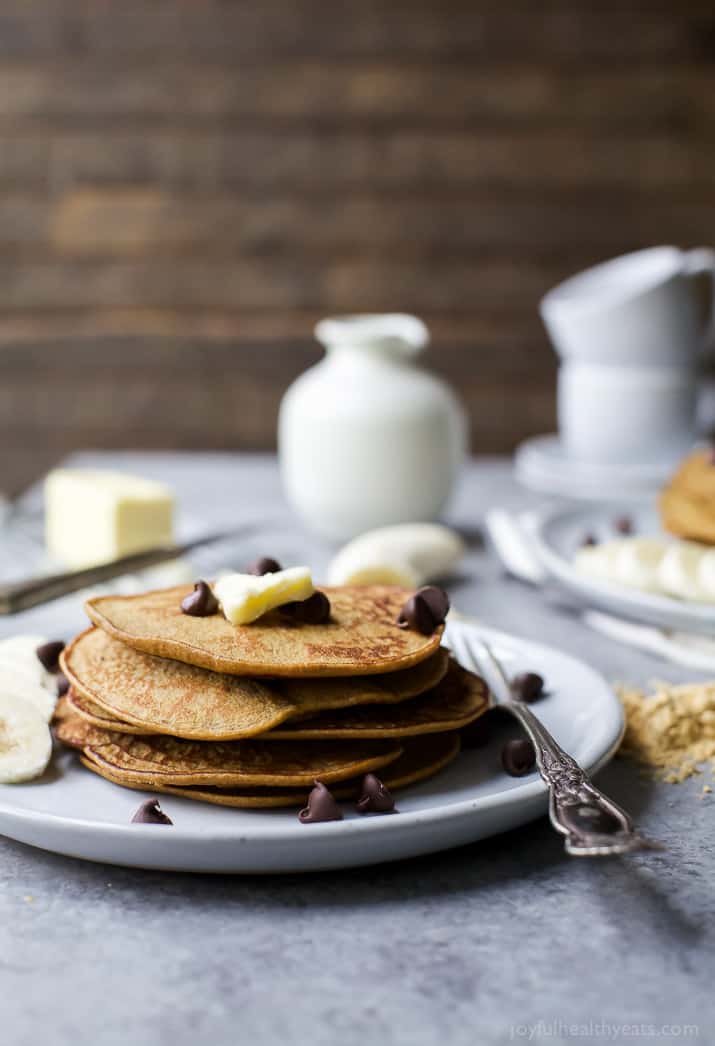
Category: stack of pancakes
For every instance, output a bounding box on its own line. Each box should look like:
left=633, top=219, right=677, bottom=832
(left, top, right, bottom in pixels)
left=53, top=584, right=488, bottom=809
left=661, top=448, right=715, bottom=545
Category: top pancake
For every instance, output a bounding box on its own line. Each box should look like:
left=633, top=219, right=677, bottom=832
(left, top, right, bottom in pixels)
left=85, top=584, right=442, bottom=677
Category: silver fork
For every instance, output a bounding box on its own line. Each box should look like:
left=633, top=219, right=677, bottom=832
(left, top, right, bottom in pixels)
left=447, top=623, right=662, bottom=857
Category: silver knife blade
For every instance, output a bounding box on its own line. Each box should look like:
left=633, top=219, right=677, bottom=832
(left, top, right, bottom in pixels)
left=0, top=521, right=272, bottom=614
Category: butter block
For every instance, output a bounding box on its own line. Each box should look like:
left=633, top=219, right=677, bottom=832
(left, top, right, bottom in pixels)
left=214, top=567, right=314, bottom=625
left=45, top=469, right=174, bottom=568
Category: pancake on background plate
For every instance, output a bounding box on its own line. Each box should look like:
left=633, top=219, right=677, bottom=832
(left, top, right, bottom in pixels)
left=660, top=448, right=715, bottom=545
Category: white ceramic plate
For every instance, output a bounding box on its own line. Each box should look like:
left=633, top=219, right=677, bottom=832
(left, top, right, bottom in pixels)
left=0, top=620, right=623, bottom=873
left=530, top=502, right=715, bottom=635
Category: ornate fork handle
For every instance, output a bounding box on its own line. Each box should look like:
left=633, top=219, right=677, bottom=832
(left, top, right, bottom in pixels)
left=445, top=623, right=662, bottom=857
left=505, top=700, right=655, bottom=856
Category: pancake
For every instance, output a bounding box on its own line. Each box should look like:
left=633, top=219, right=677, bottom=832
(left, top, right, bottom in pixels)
left=78, top=733, right=461, bottom=809
left=55, top=711, right=402, bottom=786
left=63, top=656, right=479, bottom=741
left=62, top=628, right=449, bottom=741
left=660, top=449, right=715, bottom=544
left=78, top=757, right=309, bottom=807
left=660, top=485, right=715, bottom=544
left=65, top=688, right=154, bottom=735
left=278, top=646, right=449, bottom=712
left=84, top=584, right=442, bottom=677
left=263, top=662, right=488, bottom=739
left=61, top=627, right=295, bottom=740
left=664, top=448, right=715, bottom=500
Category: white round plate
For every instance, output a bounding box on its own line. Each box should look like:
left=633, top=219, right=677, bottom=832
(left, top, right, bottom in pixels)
left=530, top=502, right=715, bottom=635
left=515, top=434, right=681, bottom=499
left=0, top=620, right=623, bottom=874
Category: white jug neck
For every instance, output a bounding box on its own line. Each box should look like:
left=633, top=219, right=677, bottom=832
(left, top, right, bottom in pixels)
left=315, top=314, right=429, bottom=362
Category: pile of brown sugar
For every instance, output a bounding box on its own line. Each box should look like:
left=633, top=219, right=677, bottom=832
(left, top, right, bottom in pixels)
left=617, top=681, right=715, bottom=783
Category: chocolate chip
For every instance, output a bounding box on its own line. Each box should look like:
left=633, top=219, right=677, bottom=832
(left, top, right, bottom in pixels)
left=614, top=515, right=633, bottom=535
left=36, top=640, right=65, bottom=673
left=56, top=673, right=69, bottom=697
left=247, top=556, right=282, bottom=576
left=501, top=739, right=536, bottom=777
left=460, top=715, right=491, bottom=749
left=511, top=672, right=545, bottom=704
left=298, top=781, right=343, bottom=823
left=397, top=586, right=450, bottom=634
left=280, top=590, right=331, bottom=625
left=356, top=773, right=395, bottom=814
left=180, top=580, right=219, bottom=617
left=581, top=534, right=597, bottom=547
left=131, top=799, right=173, bottom=825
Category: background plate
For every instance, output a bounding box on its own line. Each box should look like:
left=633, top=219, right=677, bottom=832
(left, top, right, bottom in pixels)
left=530, top=502, right=715, bottom=635
left=0, top=619, right=623, bottom=873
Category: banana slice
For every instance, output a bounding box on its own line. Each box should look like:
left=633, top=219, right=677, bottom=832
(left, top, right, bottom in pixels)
left=697, top=549, right=715, bottom=601
left=0, top=667, right=57, bottom=721
left=614, top=539, right=668, bottom=592
left=327, top=524, right=465, bottom=588
left=658, top=542, right=710, bottom=602
left=573, top=541, right=623, bottom=584
left=0, top=634, right=53, bottom=691
left=0, top=694, right=52, bottom=783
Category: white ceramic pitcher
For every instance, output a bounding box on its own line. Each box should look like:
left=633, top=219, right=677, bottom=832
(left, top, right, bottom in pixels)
left=278, top=314, right=467, bottom=540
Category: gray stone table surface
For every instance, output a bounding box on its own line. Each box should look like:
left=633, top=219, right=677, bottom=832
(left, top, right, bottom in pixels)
left=1, top=452, right=712, bottom=1046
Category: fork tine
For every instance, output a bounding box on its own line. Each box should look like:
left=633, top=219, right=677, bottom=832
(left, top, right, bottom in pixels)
left=447, top=624, right=504, bottom=702
left=446, top=622, right=482, bottom=676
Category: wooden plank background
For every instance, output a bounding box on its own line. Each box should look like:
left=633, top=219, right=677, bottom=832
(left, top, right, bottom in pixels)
left=1, top=0, right=715, bottom=493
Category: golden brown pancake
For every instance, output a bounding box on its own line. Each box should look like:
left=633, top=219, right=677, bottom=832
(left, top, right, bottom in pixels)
left=54, top=709, right=126, bottom=749
left=61, top=628, right=449, bottom=741
left=63, top=657, right=480, bottom=742
left=84, top=584, right=442, bottom=677
left=56, top=711, right=402, bottom=786
left=263, top=662, right=488, bottom=739
left=65, top=689, right=154, bottom=735
left=78, top=757, right=309, bottom=807
left=278, top=646, right=449, bottom=711
left=78, top=733, right=461, bottom=808
left=660, top=448, right=715, bottom=544
left=61, top=627, right=295, bottom=740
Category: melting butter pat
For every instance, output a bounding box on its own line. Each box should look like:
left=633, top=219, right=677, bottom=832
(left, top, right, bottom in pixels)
left=214, top=567, right=314, bottom=625
left=45, top=469, right=174, bottom=568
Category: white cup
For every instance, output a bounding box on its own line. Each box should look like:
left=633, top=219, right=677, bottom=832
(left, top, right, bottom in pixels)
left=558, top=362, right=697, bottom=464
left=541, top=246, right=715, bottom=367
left=540, top=246, right=715, bottom=462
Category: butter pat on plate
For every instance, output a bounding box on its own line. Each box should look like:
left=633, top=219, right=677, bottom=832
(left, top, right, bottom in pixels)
left=214, top=566, right=315, bottom=625
left=45, top=469, right=174, bottom=568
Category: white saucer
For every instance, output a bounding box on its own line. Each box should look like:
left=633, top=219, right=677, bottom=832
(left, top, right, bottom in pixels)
left=0, top=620, right=623, bottom=873
left=529, top=502, right=715, bottom=635
left=515, top=434, right=682, bottom=499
